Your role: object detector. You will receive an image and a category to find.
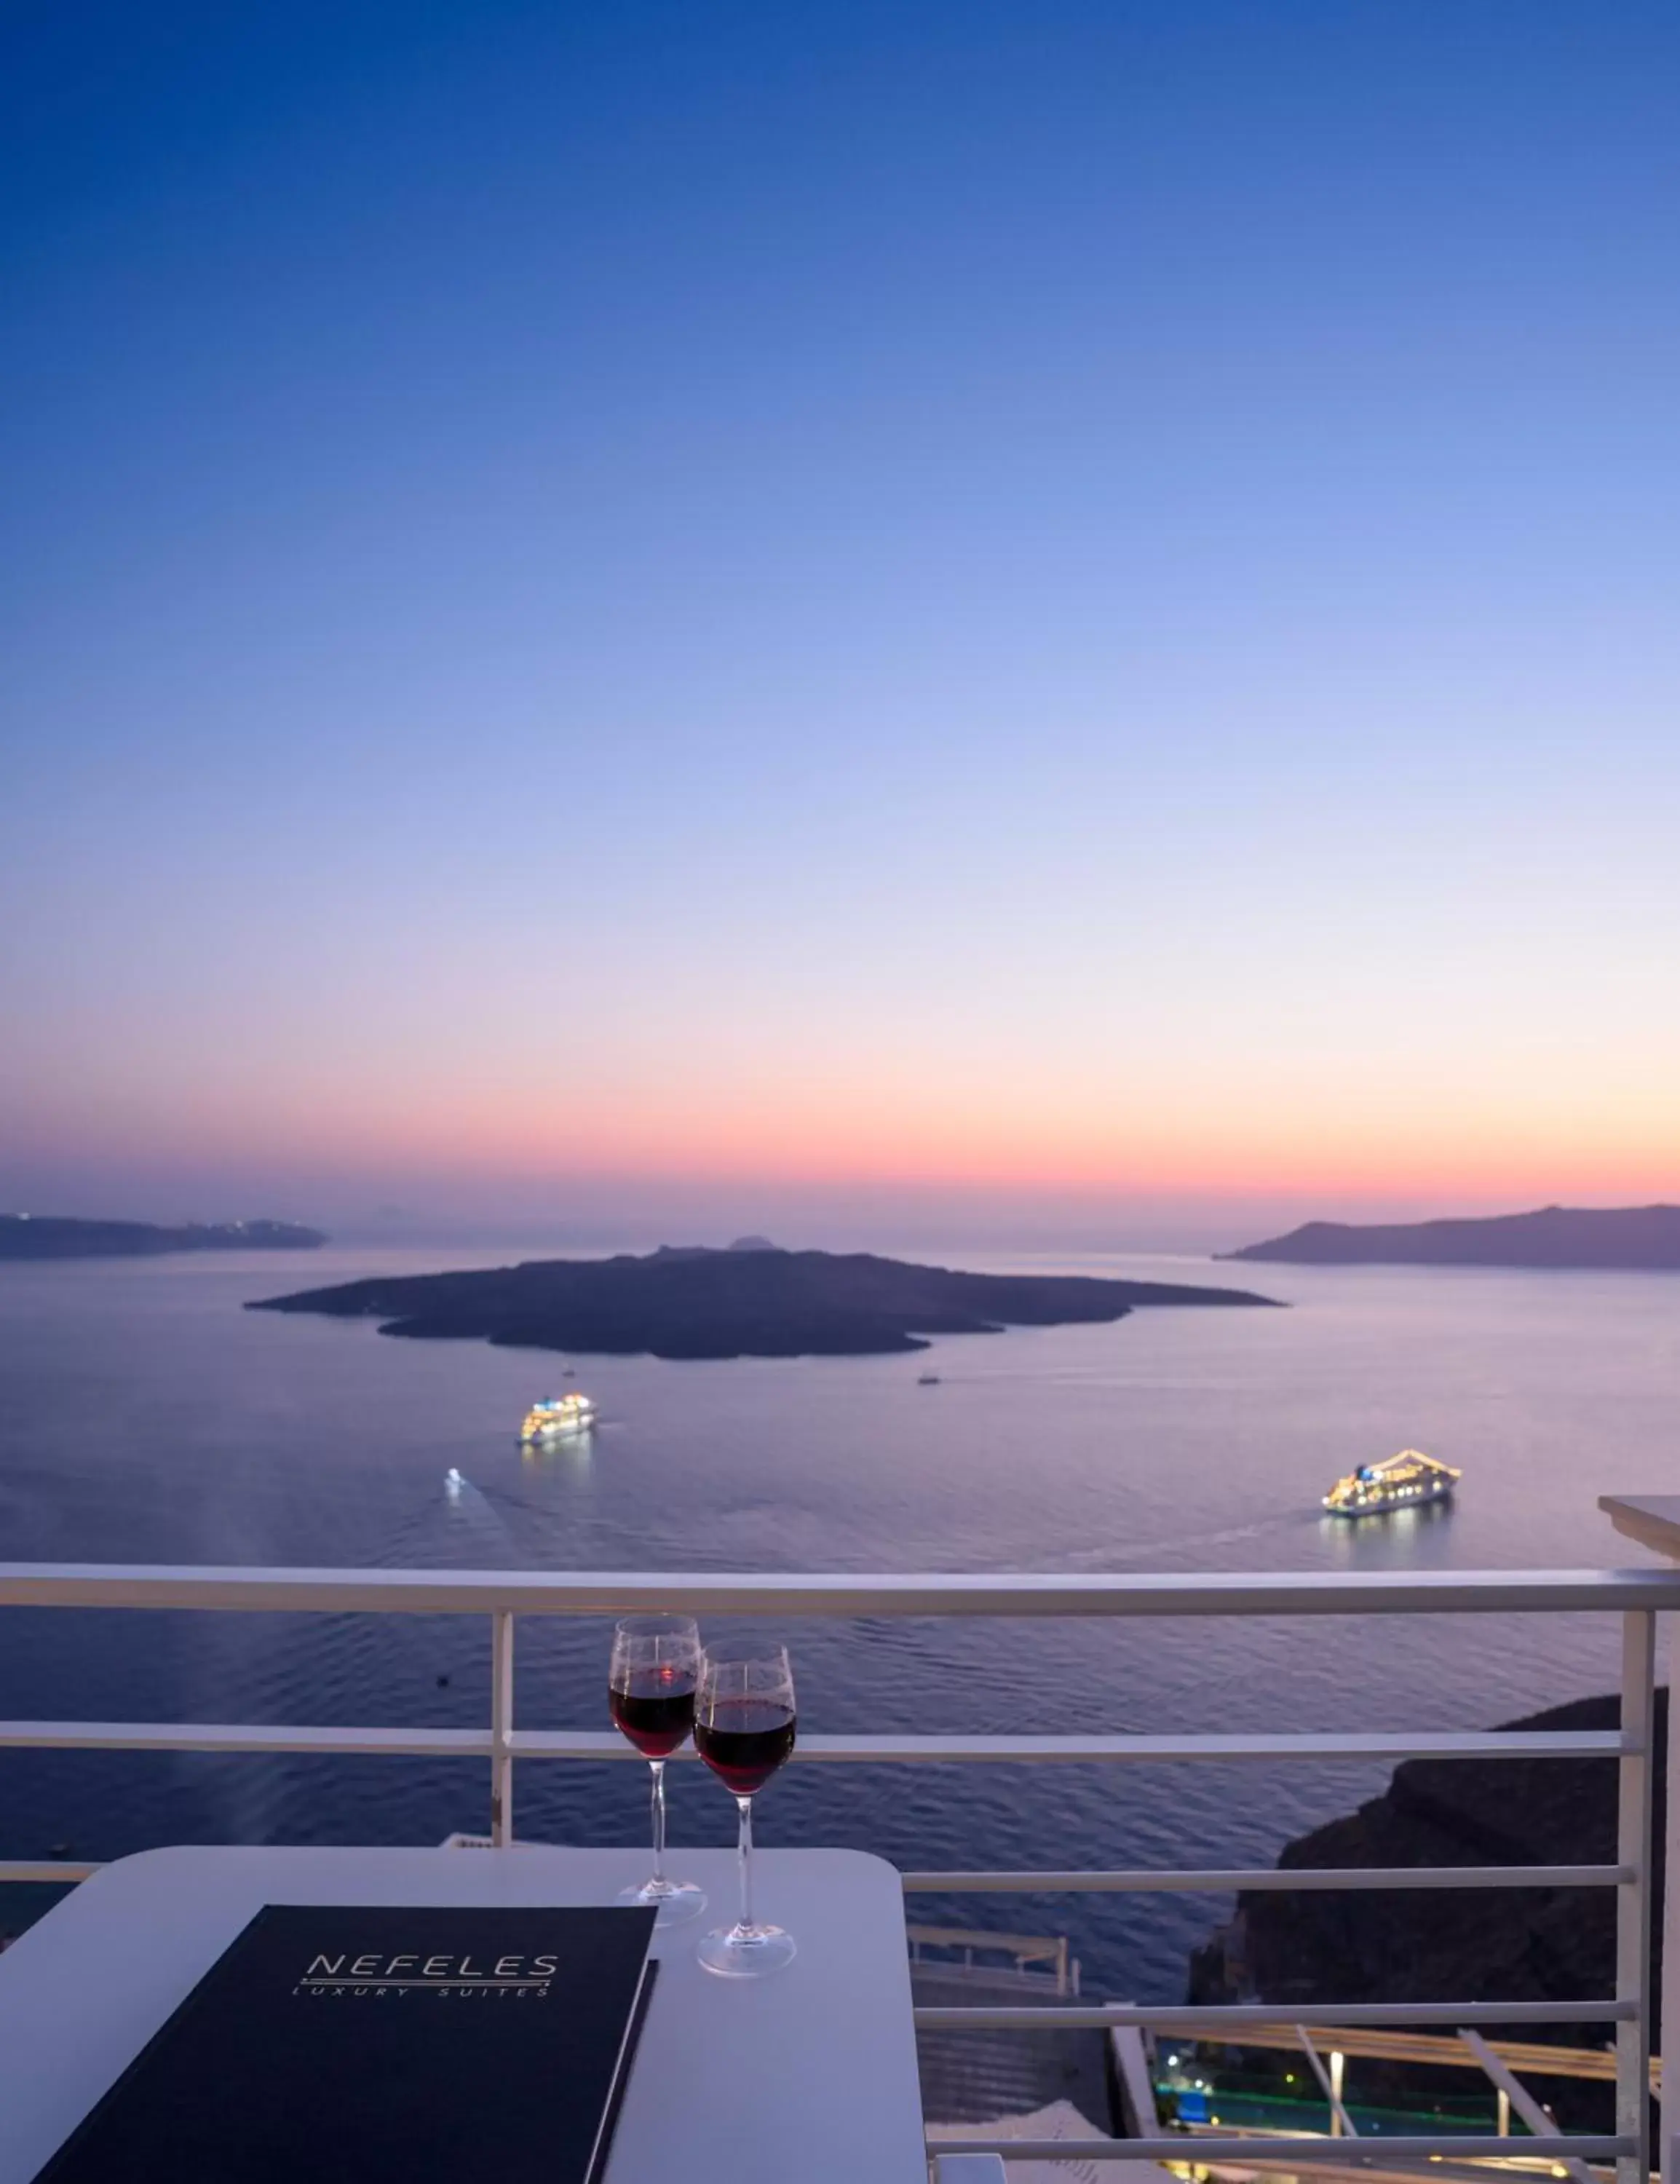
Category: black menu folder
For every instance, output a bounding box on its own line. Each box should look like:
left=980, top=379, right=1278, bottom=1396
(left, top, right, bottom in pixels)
left=32, top=1902, right=659, bottom=2183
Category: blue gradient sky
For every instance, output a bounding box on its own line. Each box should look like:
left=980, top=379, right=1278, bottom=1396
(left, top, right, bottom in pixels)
left=4, top=2, right=1677, bottom=1244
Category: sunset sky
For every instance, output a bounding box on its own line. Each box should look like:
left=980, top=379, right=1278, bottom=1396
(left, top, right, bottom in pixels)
left=4, top=2, right=1677, bottom=1246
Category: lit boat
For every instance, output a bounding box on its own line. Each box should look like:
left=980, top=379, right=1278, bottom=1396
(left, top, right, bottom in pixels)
left=518, top=1394, right=597, bottom=1441
left=1323, top=1449, right=1460, bottom=1517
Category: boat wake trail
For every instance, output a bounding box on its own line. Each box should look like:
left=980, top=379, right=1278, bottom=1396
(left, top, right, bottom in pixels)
left=472, top=1479, right=579, bottom=1525
left=438, top=1468, right=524, bottom=1541
left=1063, top=1507, right=1317, bottom=1570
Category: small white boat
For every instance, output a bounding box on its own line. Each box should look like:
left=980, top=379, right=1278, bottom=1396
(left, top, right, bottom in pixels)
left=1323, top=1449, right=1459, bottom=1517
left=519, top=1393, right=597, bottom=1441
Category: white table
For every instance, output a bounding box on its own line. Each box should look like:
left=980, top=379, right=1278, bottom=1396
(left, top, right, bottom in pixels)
left=0, top=1845, right=929, bottom=2184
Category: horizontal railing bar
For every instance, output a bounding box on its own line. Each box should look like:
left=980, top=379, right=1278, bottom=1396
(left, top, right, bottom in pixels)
left=1, top=1564, right=1678, bottom=1617
left=513, top=1728, right=1628, bottom=1762
left=902, top=1864, right=1633, bottom=1892
left=914, top=2001, right=1633, bottom=2029
left=928, top=2138, right=1632, bottom=2166
left=0, top=1722, right=1630, bottom=1765
left=1208, top=2163, right=1619, bottom=2184
left=0, top=1722, right=492, bottom=1757
left=1225, top=2161, right=1619, bottom=2184
left=0, top=1862, right=103, bottom=1883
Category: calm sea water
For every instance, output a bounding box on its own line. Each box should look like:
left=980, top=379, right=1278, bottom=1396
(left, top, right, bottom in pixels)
left=1, top=1243, right=1674, bottom=1995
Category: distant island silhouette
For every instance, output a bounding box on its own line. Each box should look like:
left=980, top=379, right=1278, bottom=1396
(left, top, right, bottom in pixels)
left=250, top=1244, right=1277, bottom=1360
left=0, top=1216, right=327, bottom=1261
left=1224, top=1203, right=1680, bottom=1270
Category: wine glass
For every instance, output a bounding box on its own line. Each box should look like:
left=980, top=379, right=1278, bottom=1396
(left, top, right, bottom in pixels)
left=609, top=1613, right=707, bottom=1927
left=694, top=1642, right=798, bottom=1977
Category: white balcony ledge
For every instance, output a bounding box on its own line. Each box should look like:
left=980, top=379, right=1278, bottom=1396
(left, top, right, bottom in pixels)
left=1600, top=1495, right=1680, bottom=1562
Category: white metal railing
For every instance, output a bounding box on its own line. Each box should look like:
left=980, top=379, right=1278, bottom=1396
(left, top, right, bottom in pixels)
left=908, top=1923, right=1078, bottom=1994
left=1, top=1559, right=1676, bottom=2177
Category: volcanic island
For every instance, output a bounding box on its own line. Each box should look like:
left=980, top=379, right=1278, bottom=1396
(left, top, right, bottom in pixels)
left=249, top=1243, right=1279, bottom=1362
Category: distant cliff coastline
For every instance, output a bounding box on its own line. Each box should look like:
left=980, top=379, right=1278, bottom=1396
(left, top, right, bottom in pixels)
left=1224, top=1204, right=1680, bottom=1270
left=250, top=1244, right=1277, bottom=1361
left=0, top=1216, right=327, bottom=1260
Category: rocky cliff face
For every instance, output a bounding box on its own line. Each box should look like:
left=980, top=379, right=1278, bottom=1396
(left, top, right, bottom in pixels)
left=1188, top=1691, right=1666, bottom=2124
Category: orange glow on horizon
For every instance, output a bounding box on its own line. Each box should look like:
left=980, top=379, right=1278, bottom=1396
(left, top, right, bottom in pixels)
left=15, top=1065, right=1676, bottom=1211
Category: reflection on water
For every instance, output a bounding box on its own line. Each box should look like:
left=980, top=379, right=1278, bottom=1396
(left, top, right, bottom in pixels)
left=1318, top=1495, right=1457, bottom=1566
left=0, top=1245, right=1673, bottom=1995
left=520, top=1431, right=595, bottom=1476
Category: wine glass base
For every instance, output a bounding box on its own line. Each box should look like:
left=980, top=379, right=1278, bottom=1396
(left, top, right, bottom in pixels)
left=697, top=1922, right=796, bottom=1979
left=618, top=1878, right=708, bottom=1928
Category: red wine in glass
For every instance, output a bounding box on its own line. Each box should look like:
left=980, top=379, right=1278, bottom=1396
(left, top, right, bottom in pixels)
left=694, top=1698, right=796, bottom=1794
left=694, top=1644, right=798, bottom=1978
left=609, top=1669, right=697, bottom=1760
left=609, top=1615, right=706, bottom=1926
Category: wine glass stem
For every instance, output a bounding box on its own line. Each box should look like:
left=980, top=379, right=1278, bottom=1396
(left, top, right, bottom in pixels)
left=649, top=1759, right=667, bottom=1885
left=736, top=1795, right=755, bottom=1933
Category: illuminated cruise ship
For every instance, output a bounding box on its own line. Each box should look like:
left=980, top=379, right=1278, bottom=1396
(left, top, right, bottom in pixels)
left=518, top=1393, right=597, bottom=1441
left=1323, top=1449, right=1460, bottom=1517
